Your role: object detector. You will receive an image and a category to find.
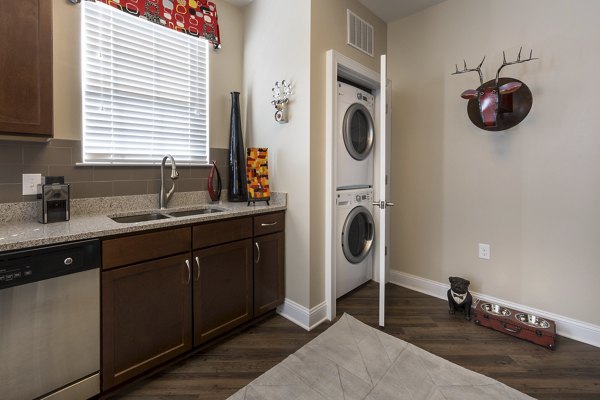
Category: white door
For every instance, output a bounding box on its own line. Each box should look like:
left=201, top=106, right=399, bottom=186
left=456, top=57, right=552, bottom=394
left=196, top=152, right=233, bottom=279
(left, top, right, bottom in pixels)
left=376, top=55, right=392, bottom=327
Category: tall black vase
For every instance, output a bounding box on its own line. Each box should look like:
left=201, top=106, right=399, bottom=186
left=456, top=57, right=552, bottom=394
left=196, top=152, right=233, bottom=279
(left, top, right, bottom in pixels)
left=228, top=91, right=248, bottom=202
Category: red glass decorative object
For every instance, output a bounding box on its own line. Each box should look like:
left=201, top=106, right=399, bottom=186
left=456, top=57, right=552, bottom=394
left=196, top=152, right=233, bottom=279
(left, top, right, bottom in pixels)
left=207, top=160, right=222, bottom=201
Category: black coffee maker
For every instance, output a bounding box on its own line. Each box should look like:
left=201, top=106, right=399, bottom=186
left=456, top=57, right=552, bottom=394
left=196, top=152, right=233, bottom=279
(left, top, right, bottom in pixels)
left=38, top=176, right=70, bottom=224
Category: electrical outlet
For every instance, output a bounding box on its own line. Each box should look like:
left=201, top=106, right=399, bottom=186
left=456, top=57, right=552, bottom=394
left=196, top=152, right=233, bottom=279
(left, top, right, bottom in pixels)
left=22, top=174, right=42, bottom=195
left=478, top=243, right=490, bottom=260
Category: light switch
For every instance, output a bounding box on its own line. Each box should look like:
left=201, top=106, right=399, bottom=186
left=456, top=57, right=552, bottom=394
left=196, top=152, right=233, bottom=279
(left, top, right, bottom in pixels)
left=22, top=174, right=42, bottom=195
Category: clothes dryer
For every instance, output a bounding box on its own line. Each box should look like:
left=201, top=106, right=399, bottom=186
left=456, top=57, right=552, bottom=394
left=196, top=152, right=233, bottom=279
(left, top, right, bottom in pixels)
left=336, top=188, right=375, bottom=298
left=336, top=81, right=375, bottom=189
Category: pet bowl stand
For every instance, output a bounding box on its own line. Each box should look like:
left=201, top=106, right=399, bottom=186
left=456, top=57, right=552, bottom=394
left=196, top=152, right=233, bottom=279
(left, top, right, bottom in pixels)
left=472, top=299, right=556, bottom=349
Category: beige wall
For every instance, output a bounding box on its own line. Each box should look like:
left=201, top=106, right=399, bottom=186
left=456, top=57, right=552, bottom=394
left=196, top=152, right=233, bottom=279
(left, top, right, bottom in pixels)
left=309, top=0, right=387, bottom=307
left=53, top=0, right=81, bottom=140
left=242, top=0, right=312, bottom=307
left=388, top=0, right=600, bottom=326
left=241, top=0, right=386, bottom=310
left=208, top=1, right=245, bottom=149
left=52, top=0, right=243, bottom=148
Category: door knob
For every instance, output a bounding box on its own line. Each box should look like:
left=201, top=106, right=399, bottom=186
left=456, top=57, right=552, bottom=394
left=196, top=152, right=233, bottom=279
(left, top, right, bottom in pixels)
left=372, top=201, right=394, bottom=209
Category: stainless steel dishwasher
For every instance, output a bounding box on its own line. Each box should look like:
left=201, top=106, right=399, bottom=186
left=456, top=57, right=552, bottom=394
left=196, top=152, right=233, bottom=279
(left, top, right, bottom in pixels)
left=0, top=239, right=101, bottom=400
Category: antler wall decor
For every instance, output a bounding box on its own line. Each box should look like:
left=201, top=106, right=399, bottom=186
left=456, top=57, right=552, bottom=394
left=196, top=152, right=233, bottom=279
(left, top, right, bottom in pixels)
left=452, top=47, right=539, bottom=131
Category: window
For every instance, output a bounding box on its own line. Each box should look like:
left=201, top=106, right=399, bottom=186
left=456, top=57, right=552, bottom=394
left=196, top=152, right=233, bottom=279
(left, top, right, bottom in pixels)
left=81, top=1, right=209, bottom=165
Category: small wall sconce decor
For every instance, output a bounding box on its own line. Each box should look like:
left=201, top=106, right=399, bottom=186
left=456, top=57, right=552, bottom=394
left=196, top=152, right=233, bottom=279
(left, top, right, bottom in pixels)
left=271, top=80, right=292, bottom=123
left=452, top=47, right=539, bottom=131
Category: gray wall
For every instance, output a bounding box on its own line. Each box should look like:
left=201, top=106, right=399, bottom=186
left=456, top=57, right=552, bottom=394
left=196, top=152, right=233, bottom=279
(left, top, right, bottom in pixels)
left=0, top=139, right=228, bottom=203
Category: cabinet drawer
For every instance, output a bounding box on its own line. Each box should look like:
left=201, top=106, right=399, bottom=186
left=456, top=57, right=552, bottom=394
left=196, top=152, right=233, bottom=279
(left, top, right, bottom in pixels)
left=103, top=227, right=191, bottom=270
left=193, top=217, right=252, bottom=249
left=254, top=212, right=285, bottom=236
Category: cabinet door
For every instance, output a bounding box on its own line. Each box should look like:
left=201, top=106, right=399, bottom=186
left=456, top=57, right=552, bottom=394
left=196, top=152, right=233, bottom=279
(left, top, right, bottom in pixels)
left=254, top=231, right=285, bottom=317
left=0, top=0, right=53, bottom=137
left=102, top=253, right=192, bottom=390
left=193, top=239, right=253, bottom=345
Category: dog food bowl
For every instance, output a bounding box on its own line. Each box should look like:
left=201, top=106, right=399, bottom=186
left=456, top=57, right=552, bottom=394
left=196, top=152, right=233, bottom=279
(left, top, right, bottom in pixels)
left=480, top=303, right=511, bottom=317
left=515, top=313, right=550, bottom=329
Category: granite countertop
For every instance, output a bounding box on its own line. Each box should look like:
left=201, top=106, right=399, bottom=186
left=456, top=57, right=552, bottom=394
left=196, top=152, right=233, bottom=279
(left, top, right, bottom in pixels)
left=0, top=191, right=286, bottom=253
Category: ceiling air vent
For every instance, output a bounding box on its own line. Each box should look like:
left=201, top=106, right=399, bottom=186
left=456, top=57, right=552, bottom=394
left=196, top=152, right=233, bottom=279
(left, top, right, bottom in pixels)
left=347, top=9, right=374, bottom=57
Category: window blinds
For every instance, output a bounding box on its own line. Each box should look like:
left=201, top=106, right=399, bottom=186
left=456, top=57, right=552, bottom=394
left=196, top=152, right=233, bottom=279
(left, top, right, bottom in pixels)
left=82, top=1, right=209, bottom=165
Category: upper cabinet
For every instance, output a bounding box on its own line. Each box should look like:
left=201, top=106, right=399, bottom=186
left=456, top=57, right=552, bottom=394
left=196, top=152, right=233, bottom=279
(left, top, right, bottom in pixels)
left=0, top=0, right=53, bottom=138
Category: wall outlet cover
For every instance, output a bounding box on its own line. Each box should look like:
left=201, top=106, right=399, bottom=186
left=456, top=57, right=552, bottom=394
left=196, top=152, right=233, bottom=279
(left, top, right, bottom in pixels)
left=22, top=173, right=42, bottom=196
left=478, top=243, right=491, bottom=260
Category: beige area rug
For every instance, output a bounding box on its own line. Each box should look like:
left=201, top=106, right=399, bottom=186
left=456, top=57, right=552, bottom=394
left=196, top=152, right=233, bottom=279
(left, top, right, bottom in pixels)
left=229, top=313, right=534, bottom=400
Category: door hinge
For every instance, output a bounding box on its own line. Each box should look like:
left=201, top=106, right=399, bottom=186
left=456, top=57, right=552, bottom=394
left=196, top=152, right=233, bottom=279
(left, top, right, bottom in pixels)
left=385, top=246, right=388, bottom=256
left=385, top=175, right=388, bottom=185
left=386, top=103, right=389, bottom=114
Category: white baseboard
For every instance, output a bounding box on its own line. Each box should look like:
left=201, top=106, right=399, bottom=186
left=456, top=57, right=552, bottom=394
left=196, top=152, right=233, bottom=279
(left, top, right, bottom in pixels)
left=277, top=298, right=328, bottom=331
left=389, top=270, right=600, bottom=348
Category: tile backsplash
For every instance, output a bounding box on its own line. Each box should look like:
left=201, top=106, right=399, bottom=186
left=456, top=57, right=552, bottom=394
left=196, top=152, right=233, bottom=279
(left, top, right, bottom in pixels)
left=0, top=139, right=229, bottom=203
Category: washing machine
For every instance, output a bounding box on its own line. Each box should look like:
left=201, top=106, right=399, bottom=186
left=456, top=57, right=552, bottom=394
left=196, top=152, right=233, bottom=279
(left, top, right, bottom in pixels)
left=336, top=81, right=375, bottom=189
left=336, top=188, right=375, bottom=298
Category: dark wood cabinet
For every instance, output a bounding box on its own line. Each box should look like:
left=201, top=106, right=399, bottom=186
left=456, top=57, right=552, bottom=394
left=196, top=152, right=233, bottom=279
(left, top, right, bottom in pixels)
left=254, top=231, right=285, bottom=317
left=102, top=252, right=192, bottom=390
left=253, top=212, right=285, bottom=317
left=100, top=212, right=284, bottom=392
left=192, top=216, right=253, bottom=345
left=193, top=217, right=252, bottom=249
left=102, top=227, right=191, bottom=270
left=0, top=0, right=53, bottom=137
left=193, top=239, right=253, bottom=345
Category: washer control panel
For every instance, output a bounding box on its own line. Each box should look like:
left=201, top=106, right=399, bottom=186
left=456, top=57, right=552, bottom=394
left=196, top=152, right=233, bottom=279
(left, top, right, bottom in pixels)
left=337, top=190, right=373, bottom=206
left=337, top=81, right=375, bottom=112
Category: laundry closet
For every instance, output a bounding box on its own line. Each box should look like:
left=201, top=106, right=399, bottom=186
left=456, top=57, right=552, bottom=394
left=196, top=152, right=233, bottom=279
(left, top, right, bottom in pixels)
left=335, top=81, right=377, bottom=298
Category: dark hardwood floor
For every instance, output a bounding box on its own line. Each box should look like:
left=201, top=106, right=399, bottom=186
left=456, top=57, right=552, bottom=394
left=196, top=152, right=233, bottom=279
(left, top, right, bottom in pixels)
left=111, top=282, right=600, bottom=399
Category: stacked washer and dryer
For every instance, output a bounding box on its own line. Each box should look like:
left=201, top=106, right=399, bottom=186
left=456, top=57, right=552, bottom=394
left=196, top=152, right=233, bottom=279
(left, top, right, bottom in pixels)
left=335, top=81, right=376, bottom=298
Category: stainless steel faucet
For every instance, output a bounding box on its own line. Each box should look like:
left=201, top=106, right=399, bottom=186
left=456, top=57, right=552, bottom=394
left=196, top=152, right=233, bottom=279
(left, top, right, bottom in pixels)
left=160, top=154, right=179, bottom=209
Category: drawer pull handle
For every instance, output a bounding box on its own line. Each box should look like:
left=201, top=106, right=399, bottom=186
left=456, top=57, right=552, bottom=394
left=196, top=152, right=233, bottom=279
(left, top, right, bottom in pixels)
left=261, top=222, right=278, bottom=227
left=502, top=323, right=521, bottom=334
left=184, top=259, right=191, bottom=285
left=255, top=242, right=261, bottom=263
left=194, top=256, right=200, bottom=281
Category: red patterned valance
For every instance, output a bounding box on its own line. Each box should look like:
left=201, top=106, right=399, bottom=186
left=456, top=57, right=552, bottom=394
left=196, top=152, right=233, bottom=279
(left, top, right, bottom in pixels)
left=94, top=0, right=221, bottom=47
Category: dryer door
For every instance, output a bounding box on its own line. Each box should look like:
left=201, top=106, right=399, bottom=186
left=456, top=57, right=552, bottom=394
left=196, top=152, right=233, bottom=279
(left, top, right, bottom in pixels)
left=342, top=103, right=374, bottom=160
left=341, top=206, right=375, bottom=264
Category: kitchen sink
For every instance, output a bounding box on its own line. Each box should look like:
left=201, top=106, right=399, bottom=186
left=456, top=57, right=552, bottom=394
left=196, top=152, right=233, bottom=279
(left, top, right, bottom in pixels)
left=111, top=208, right=225, bottom=223
left=166, top=208, right=224, bottom=217
left=111, top=213, right=171, bottom=223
